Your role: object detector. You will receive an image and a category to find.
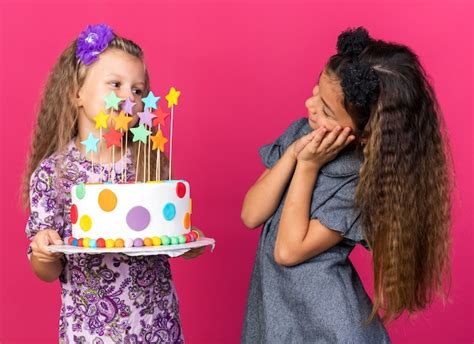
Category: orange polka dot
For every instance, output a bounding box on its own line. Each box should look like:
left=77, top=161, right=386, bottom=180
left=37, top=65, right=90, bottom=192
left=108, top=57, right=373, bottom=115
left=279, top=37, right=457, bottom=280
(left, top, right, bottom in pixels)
left=80, top=215, right=92, bottom=231
left=98, top=189, right=117, bottom=212
left=183, top=212, right=191, bottom=229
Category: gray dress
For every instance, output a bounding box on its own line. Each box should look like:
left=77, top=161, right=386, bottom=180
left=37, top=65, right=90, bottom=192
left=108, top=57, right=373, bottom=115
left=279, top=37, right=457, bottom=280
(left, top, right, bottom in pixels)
left=241, top=118, right=390, bottom=344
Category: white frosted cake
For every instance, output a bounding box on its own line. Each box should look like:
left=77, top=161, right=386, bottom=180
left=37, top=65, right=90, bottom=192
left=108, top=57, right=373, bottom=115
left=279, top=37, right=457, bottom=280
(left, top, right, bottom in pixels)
left=67, top=180, right=198, bottom=248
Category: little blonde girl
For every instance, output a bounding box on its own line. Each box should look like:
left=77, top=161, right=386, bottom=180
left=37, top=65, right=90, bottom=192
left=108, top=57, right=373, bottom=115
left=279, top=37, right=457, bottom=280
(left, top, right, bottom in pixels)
left=241, top=27, right=451, bottom=343
left=23, top=24, right=201, bottom=343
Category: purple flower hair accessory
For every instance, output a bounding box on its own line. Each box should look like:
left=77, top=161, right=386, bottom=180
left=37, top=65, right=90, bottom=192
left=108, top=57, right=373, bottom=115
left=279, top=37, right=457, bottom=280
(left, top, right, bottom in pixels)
left=76, top=24, right=115, bottom=65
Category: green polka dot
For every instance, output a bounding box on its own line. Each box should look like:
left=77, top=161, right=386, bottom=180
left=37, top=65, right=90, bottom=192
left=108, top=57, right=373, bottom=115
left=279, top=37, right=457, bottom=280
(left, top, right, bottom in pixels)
left=76, top=183, right=86, bottom=199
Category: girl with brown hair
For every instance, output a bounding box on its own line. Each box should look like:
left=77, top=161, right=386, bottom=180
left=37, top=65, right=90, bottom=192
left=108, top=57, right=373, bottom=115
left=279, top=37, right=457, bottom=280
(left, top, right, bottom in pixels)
left=241, top=27, right=451, bottom=343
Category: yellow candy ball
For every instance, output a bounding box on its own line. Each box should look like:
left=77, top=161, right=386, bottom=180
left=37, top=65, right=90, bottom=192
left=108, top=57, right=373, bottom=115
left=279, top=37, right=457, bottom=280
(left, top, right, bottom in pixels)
left=83, top=238, right=90, bottom=248
left=105, top=239, right=115, bottom=248
left=152, top=236, right=162, bottom=246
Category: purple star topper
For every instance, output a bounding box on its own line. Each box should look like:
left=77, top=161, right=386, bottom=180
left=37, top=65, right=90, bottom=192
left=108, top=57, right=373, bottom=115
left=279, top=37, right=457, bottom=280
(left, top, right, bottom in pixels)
left=76, top=24, right=115, bottom=65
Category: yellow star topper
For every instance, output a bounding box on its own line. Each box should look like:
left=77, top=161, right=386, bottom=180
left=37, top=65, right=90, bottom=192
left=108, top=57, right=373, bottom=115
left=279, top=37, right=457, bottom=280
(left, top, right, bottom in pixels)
left=114, top=111, right=133, bottom=131
left=150, top=129, right=169, bottom=152
left=94, top=111, right=109, bottom=129
left=165, top=87, right=181, bottom=108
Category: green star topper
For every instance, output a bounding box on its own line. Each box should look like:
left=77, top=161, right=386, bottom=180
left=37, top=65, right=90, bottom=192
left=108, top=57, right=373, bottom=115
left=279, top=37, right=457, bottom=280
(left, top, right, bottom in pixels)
left=104, top=91, right=122, bottom=110
left=130, top=124, right=151, bottom=143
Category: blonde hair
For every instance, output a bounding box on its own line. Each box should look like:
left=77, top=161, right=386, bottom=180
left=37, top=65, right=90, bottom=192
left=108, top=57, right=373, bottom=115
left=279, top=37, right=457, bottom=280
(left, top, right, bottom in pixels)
left=22, top=33, right=168, bottom=208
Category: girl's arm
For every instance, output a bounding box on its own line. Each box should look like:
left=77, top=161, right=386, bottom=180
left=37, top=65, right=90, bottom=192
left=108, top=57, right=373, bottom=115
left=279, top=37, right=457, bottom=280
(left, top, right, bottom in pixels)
left=30, top=229, right=64, bottom=282
left=274, top=161, right=343, bottom=266
left=241, top=131, right=318, bottom=229
left=274, top=126, right=355, bottom=266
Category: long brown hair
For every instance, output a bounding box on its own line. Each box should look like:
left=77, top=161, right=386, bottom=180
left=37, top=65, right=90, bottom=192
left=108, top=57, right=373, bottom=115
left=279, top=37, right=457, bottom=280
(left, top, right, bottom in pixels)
left=327, top=30, right=452, bottom=322
left=22, top=32, right=168, bottom=208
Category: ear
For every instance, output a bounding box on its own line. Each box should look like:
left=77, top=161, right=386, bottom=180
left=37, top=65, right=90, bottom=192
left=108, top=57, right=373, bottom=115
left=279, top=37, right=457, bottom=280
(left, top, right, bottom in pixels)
left=71, top=87, right=83, bottom=108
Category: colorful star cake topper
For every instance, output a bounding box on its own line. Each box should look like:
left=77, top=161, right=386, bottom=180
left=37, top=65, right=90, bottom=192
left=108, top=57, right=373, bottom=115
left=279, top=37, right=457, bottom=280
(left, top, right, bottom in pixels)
left=114, top=111, right=133, bottom=131
left=81, top=133, right=100, bottom=153
left=94, top=111, right=109, bottom=129
left=103, top=128, right=123, bottom=148
left=137, top=108, right=156, bottom=127
left=121, top=97, right=136, bottom=115
left=130, top=124, right=151, bottom=143
left=142, top=91, right=160, bottom=110
left=165, top=87, right=181, bottom=108
left=104, top=91, right=122, bottom=110
left=152, top=106, right=170, bottom=127
left=150, top=129, right=168, bottom=152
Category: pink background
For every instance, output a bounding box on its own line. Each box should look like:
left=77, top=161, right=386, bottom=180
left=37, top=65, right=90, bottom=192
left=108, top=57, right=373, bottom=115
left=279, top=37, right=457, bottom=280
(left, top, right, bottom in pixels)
left=0, top=0, right=472, bottom=343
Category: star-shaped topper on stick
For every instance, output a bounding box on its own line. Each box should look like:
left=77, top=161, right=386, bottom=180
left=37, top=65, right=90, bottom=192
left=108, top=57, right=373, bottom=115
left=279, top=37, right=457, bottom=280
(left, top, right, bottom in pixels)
left=142, top=91, right=160, bottom=110
left=121, top=97, right=136, bottom=115
left=81, top=133, right=100, bottom=153
left=104, top=91, right=122, bottom=111
left=137, top=108, right=156, bottom=127
left=114, top=111, right=133, bottom=131
left=130, top=124, right=151, bottom=143
left=150, top=129, right=168, bottom=152
left=165, top=87, right=181, bottom=108
left=103, top=128, right=123, bottom=148
left=94, top=111, right=110, bottom=129
left=152, top=106, right=170, bottom=127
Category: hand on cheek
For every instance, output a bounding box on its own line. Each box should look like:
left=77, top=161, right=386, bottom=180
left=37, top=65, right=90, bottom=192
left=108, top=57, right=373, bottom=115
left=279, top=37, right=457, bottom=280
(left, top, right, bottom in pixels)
left=297, top=126, right=355, bottom=167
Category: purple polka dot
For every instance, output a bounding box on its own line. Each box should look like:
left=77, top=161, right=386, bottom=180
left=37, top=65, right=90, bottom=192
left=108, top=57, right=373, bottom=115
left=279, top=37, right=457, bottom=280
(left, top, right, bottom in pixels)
left=126, top=206, right=151, bottom=231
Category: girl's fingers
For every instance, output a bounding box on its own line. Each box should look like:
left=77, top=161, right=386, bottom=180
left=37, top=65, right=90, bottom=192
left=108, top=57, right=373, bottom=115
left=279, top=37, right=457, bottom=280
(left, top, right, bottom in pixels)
left=33, top=251, right=62, bottom=262
left=319, top=126, right=342, bottom=150
left=332, top=127, right=353, bottom=149
left=312, top=127, right=327, bottom=145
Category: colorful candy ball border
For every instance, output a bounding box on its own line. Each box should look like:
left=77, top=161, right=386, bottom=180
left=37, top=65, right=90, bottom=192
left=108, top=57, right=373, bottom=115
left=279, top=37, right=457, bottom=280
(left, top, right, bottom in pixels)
left=65, top=230, right=200, bottom=248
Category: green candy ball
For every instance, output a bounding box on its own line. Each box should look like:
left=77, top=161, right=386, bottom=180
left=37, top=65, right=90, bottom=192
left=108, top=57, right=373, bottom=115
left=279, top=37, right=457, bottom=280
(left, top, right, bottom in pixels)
left=178, top=235, right=186, bottom=244
left=161, top=235, right=171, bottom=245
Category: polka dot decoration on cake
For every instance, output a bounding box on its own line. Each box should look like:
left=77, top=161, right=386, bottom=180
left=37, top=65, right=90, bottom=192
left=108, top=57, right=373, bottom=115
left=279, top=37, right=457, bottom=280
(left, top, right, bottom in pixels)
left=79, top=215, right=92, bottom=231
left=126, top=206, right=151, bottom=231
left=98, top=189, right=117, bottom=212
left=183, top=212, right=191, bottom=229
left=163, top=203, right=176, bottom=221
left=76, top=183, right=86, bottom=199
left=70, top=204, right=78, bottom=224
left=176, top=182, right=186, bottom=198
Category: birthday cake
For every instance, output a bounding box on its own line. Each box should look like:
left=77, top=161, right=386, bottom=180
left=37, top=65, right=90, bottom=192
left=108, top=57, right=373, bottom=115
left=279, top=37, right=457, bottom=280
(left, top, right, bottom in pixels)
left=65, top=87, right=200, bottom=249
left=68, top=180, right=197, bottom=248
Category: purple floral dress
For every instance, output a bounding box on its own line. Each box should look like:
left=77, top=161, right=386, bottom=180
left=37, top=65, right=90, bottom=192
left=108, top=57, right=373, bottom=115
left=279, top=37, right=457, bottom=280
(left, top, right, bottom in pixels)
left=26, top=141, right=184, bottom=344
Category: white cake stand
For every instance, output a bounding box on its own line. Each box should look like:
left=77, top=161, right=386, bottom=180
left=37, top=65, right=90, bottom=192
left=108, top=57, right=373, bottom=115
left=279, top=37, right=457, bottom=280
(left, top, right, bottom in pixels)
left=47, top=237, right=215, bottom=257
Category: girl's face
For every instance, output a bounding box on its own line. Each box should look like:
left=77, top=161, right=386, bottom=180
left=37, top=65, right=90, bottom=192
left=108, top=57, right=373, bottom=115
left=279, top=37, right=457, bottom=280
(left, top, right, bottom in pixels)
left=76, top=48, right=146, bottom=130
left=305, top=70, right=357, bottom=133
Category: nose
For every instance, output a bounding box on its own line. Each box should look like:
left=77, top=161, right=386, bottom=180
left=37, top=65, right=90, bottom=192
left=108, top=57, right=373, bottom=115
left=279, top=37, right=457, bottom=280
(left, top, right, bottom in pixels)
left=119, top=89, right=135, bottom=102
left=305, top=96, right=317, bottom=111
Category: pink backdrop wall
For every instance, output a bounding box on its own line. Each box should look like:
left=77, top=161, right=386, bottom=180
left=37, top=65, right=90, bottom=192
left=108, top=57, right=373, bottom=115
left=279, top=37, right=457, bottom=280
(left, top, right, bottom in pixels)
left=0, top=0, right=472, bottom=342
